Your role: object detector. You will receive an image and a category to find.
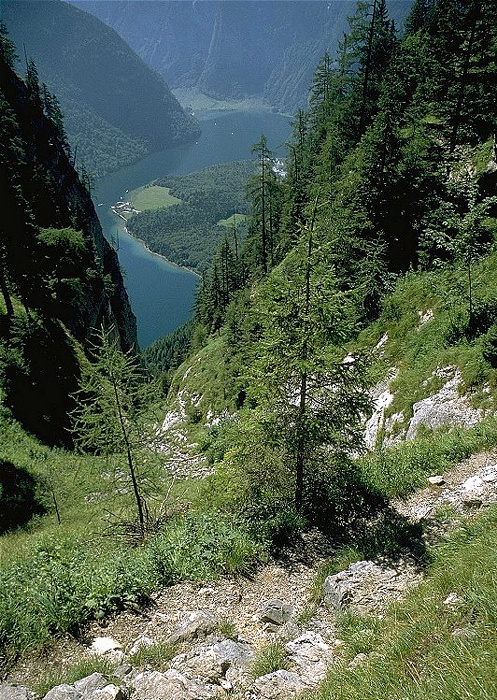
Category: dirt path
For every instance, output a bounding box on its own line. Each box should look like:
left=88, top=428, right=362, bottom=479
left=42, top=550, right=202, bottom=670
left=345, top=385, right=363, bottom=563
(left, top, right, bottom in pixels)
left=6, top=448, right=497, bottom=689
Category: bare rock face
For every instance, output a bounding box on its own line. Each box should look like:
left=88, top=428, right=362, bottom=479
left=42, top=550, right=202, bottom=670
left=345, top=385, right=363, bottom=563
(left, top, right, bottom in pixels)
left=364, top=370, right=398, bottom=450
left=406, top=368, right=481, bottom=441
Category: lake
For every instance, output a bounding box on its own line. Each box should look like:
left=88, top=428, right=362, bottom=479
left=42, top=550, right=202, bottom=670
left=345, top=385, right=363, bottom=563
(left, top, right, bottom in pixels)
left=94, top=110, right=291, bottom=349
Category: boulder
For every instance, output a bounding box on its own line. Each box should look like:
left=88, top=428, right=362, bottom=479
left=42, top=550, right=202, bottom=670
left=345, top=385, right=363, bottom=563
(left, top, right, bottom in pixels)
left=250, top=670, right=305, bottom=699
left=86, top=687, right=124, bottom=700
left=43, top=686, right=79, bottom=700
left=258, top=600, right=294, bottom=626
left=73, top=674, right=108, bottom=695
left=0, top=686, right=36, bottom=700
left=285, top=632, right=332, bottom=684
left=323, top=559, right=418, bottom=612
left=171, top=639, right=254, bottom=683
left=167, top=611, right=218, bottom=645
left=428, top=475, right=445, bottom=486
left=132, top=670, right=221, bottom=700
left=90, top=638, right=122, bottom=655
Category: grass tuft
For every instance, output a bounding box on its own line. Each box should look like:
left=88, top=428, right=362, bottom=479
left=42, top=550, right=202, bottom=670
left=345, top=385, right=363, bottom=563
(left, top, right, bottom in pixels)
left=128, top=641, right=178, bottom=670
left=250, top=641, right=289, bottom=679
left=34, top=657, right=117, bottom=696
left=305, top=507, right=497, bottom=700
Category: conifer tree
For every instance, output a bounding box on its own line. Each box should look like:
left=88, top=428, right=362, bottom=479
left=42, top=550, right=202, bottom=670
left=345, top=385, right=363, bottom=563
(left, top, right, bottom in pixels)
left=72, top=327, right=162, bottom=538
left=246, top=135, right=283, bottom=273
left=247, top=214, right=370, bottom=511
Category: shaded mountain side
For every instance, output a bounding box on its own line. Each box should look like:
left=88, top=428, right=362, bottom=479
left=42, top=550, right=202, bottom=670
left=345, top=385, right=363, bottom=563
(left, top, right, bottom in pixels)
left=0, top=54, right=137, bottom=351
left=1, top=0, right=200, bottom=177
left=0, top=40, right=137, bottom=442
left=71, top=0, right=412, bottom=113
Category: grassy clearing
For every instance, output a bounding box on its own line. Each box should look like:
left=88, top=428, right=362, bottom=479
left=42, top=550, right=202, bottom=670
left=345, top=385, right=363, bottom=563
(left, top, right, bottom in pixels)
left=0, top=510, right=262, bottom=658
left=307, top=506, right=497, bottom=700
left=217, top=213, right=248, bottom=227
left=129, top=185, right=181, bottom=211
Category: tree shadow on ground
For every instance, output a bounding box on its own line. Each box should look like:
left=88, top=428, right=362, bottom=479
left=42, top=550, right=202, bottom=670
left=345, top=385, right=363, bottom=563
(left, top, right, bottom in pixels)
left=272, top=468, right=429, bottom=572
left=0, top=460, right=46, bottom=533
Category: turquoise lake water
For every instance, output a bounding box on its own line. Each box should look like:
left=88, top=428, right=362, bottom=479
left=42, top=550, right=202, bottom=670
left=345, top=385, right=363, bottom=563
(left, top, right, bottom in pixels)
left=94, top=110, right=291, bottom=349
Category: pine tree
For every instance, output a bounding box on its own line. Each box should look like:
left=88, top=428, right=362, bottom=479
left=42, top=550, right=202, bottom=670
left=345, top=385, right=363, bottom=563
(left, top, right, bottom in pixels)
left=71, top=327, right=162, bottom=538
left=246, top=135, right=283, bottom=273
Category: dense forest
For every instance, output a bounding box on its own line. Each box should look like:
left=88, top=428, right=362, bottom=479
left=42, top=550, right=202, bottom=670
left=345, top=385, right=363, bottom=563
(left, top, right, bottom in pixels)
left=126, top=161, right=253, bottom=271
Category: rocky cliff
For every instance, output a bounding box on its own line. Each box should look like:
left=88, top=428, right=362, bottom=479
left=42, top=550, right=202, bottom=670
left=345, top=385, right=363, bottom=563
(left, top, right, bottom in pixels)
left=0, top=52, right=137, bottom=351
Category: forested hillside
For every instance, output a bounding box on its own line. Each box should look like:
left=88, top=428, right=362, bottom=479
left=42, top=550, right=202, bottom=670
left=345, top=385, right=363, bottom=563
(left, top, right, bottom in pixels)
left=126, top=161, right=253, bottom=271
left=168, top=0, right=497, bottom=511
left=1, top=0, right=199, bottom=177
left=71, top=0, right=412, bottom=113
left=0, top=28, right=136, bottom=444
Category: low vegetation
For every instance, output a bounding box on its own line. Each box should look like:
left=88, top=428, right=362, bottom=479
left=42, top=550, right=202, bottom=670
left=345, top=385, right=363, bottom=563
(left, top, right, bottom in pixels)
left=127, top=185, right=182, bottom=214
left=306, top=506, right=497, bottom=700
left=250, top=641, right=289, bottom=679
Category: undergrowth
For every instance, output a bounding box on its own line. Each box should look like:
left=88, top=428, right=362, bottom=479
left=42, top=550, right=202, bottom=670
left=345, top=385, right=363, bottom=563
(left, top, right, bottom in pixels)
left=0, top=512, right=262, bottom=658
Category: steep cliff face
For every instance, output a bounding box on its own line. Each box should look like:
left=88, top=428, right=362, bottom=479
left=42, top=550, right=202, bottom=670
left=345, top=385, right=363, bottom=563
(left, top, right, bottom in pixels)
left=0, top=54, right=137, bottom=352
left=0, top=42, right=138, bottom=442
left=71, top=0, right=412, bottom=113
left=2, top=0, right=200, bottom=176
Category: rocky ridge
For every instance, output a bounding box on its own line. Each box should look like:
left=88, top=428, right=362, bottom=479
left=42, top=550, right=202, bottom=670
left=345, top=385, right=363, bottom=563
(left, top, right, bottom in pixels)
left=4, top=449, right=497, bottom=699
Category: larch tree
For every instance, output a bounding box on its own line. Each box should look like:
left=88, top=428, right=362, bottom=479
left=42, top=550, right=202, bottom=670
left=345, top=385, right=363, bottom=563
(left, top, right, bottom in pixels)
left=247, top=211, right=371, bottom=512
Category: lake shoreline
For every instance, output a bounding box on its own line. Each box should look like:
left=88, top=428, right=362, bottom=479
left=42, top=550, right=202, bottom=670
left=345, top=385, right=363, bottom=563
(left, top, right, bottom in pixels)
left=111, top=210, right=201, bottom=278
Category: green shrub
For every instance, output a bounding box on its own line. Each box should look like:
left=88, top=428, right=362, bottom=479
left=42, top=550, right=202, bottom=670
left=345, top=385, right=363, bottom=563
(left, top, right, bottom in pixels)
left=148, top=512, right=262, bottom=582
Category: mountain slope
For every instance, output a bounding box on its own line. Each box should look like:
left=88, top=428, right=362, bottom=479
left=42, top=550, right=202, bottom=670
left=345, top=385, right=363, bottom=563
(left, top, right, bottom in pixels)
left=71, top=0, right=412, bottom=113
left=1, top=0, right=200, bottom=176
left=0, top=37, right=136, bottom=441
